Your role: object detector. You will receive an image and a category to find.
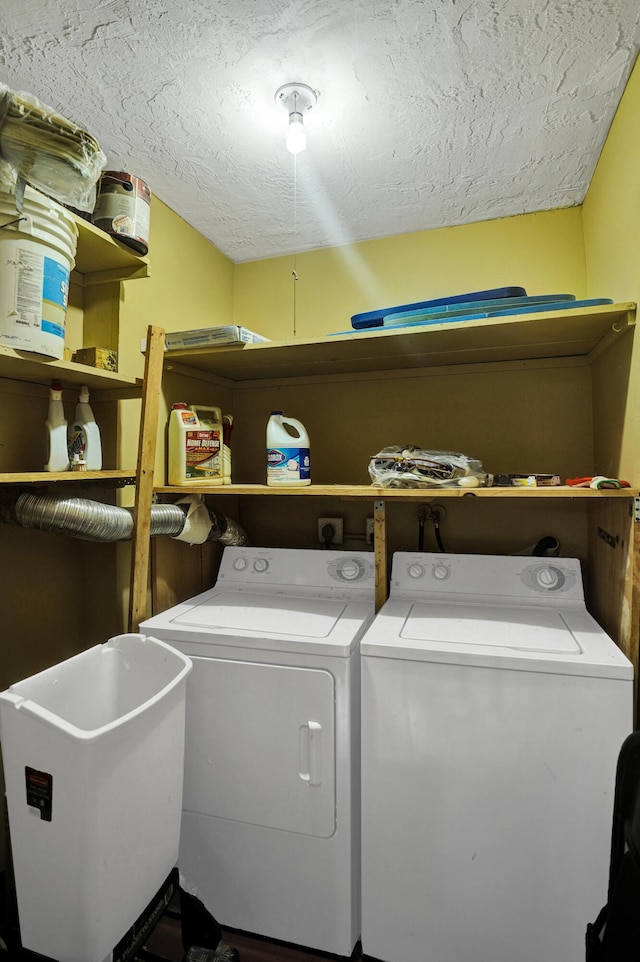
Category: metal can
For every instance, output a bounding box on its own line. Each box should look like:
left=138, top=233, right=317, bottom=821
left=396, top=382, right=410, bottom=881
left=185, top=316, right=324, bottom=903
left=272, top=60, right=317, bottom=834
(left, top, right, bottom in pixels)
left=92, top=171, right=150, bottom=255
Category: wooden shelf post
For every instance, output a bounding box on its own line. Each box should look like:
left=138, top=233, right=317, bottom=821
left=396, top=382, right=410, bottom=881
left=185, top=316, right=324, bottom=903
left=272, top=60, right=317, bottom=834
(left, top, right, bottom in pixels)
left=129, top=326, right=165, bottom=631
left=373, top=499, right=387, bottom=611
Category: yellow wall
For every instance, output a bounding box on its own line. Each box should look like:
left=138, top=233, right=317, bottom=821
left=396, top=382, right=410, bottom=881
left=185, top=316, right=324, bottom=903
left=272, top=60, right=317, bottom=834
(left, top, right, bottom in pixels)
left=89, top=197, right=236, bottom=624
left=59, top=54, right=640, bottom=631
left=583, top=55, right=640, bottom=483
left=113, top=183, right=592, bottom=484
left=94, top=54, right=640, bottom=522
left=118, top=195, right=235, bottom=378
left=109, top=144, right=596, bottom=410
left=116, top=195, right=235, bottom=480
left=234, top=208, right=587, bottom=341
left=583, top=60, right=640, bottom=303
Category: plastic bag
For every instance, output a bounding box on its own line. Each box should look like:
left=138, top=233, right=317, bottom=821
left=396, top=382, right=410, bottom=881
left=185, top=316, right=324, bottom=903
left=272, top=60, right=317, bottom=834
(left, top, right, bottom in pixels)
left=0, top=84, right=106, bottom=211
left=369, top=445, right=491, bottom=489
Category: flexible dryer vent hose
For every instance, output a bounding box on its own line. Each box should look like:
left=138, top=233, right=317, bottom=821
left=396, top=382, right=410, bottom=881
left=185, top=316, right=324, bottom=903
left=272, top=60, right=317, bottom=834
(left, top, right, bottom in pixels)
left=8, top=492, right=248, bottom=546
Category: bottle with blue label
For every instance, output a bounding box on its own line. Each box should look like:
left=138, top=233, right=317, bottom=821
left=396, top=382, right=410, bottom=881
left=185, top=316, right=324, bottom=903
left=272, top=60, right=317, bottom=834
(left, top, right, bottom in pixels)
left=266, top=411, right=311, bottom=486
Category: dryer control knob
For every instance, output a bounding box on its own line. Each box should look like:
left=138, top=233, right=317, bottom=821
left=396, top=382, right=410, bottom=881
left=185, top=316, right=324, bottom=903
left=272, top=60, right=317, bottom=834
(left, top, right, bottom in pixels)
left=338, top=559, right=363, bottom=581
left=432, top=564, right=450, bottom=580
left=233, top=557, right=248, bottom=571
left=253, top=558, right=269, bottom=573
left=408, top=564, right=425, bottom=579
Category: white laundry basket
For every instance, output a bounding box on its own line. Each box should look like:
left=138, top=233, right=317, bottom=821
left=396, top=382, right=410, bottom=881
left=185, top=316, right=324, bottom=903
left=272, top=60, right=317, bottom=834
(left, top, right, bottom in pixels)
left=0, top=633, right=192, bottom=962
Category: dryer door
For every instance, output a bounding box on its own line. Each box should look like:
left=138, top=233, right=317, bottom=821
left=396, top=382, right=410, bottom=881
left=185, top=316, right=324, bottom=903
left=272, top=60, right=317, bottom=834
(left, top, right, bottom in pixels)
left=183, top=657, right=336, bottom=838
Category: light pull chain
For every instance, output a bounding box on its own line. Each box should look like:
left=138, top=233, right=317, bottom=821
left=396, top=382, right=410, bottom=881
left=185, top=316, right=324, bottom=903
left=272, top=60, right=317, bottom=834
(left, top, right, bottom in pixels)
left=292, top=151, right=298, bottom=336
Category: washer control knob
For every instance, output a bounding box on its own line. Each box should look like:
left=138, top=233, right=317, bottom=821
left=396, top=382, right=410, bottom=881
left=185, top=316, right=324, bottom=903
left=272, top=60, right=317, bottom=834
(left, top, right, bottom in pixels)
left=408, top=564, right=425, bottom=579
left=253, top=558, right=269, bottom=573
left=232, top=557, right=248, bottom=571
left=536, top=566, right=561, bottom=590
left=432, top=564, right=450, bottom=581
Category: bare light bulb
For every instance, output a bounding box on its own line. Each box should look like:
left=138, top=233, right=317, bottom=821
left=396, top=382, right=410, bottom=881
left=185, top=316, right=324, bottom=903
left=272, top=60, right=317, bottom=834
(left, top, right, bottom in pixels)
left=286, top=112, right=306, bottom=155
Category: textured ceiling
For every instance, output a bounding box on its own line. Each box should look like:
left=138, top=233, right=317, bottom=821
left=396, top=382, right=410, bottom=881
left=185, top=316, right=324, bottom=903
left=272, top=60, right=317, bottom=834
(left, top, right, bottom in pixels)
left=1, top=0, right=639, bottom=263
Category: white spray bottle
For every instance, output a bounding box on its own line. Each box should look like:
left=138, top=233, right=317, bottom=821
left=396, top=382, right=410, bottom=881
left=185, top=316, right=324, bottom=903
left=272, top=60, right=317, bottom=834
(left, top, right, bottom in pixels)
left=45, top=380, right=69, bottom=472
left=68, top=385, right=102, bottom=470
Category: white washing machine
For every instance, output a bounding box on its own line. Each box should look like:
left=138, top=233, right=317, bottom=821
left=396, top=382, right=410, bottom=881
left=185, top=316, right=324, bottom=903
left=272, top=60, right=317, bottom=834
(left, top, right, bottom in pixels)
left=360, top=552, right=633, bottom=962
left=140, top=545, right=375, bottom=957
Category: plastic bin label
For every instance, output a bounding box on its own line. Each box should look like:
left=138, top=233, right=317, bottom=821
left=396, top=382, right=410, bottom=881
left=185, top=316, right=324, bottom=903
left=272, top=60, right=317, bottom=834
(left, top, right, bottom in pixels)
left=25, top=766, right=53, bottom=821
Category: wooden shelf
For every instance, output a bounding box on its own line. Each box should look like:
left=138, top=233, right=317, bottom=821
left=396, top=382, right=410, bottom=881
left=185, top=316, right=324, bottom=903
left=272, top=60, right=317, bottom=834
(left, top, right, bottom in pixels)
left=161, top=302, right=636, bottom=382
left=0, top=219, right=149, bottom=489
left=0, top=470, right=137, bottom=485
left=0, top=212, right=148, bottom=391
left=155, top=483, right=638, bottom=499
left=0, top=346, right=142, bottom=393
left=71, top=214, right=150, bottom=284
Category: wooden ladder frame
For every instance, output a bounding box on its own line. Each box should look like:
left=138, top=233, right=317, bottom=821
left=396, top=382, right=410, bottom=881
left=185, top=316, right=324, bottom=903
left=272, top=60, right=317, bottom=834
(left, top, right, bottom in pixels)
left=128, top=325, right=165, bottom=631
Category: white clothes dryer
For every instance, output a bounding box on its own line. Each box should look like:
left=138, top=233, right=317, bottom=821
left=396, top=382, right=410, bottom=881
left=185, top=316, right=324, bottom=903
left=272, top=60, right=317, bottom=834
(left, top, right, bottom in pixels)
left=141, top=545, right=375, bottom=957
left=360, top=552, right=633, bottom=962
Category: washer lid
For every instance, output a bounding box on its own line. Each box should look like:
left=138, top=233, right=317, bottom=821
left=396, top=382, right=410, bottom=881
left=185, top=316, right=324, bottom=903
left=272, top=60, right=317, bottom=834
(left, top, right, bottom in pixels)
left=402, top=603, right=580, bottom=653
left=360, top=600, right=633, bottom=678
left=172, top=589, right=346, bottom=637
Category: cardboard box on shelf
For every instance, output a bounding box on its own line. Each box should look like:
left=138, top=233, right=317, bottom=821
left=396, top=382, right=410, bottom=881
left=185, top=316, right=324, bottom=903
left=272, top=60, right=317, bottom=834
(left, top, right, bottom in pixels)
left=140, top=326, right=269, bottom=354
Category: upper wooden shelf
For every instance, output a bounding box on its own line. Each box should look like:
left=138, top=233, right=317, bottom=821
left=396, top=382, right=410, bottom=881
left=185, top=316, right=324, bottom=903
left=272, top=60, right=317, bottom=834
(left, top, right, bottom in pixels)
left=161, top=303, right=636, bottom=382
left=155, top=483, right=638, bottom=500
left=0, top=346, right=142, bottom=393
left=0, top=469, right=137, bottom=485
left=0, top=215, right=148, bottom=391
left=71, top=214, right=149, bottom=285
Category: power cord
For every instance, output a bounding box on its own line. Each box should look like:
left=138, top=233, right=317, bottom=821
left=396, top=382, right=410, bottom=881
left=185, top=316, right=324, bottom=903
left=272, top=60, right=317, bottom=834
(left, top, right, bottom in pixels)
left=432, top=510, right=446, bottom=552
left=321, top=523, right=336, bottom=549
left=417, top=506, right=426, bottom=551
left=417, top=504, right=447, bottom=552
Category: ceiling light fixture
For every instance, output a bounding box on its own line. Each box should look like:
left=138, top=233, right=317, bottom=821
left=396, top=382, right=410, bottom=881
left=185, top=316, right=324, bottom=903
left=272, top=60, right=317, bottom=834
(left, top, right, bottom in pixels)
left=275, top=82, right=318, bottom=155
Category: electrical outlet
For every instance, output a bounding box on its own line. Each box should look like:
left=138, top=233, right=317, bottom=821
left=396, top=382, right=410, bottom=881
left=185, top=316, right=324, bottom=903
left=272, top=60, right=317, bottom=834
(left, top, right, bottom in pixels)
left=318, top=517, right=343, bottom=544
left=366, top=518, right=375, bottom=545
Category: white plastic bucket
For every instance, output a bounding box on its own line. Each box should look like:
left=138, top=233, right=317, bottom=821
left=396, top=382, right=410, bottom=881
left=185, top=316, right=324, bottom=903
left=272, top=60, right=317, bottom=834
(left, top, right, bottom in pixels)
left=0, top=183, right=78, bottom=359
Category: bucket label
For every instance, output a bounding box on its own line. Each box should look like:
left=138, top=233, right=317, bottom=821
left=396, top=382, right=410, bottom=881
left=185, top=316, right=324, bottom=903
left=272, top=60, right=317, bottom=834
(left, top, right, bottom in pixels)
left=41, top=318, right=65, bottom=338
left=267, top=447, right=311, bottom=482
left=43, top=255, right=70, bottom=310
left=14, top=248, right=45, bottom=328
left=3, top=248, right=67, bottom=345
left=185, top=429, right=222, bottom=479
left=0, top=237, right=72, bottom=359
